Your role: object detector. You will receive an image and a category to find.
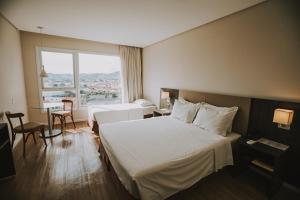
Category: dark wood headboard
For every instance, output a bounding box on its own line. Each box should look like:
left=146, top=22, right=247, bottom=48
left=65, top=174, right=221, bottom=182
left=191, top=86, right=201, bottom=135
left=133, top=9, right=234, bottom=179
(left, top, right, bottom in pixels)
left=179, top=90, right=251, bottom=135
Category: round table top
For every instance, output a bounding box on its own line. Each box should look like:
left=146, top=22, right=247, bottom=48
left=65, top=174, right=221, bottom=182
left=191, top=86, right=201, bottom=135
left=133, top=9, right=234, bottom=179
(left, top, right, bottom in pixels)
left=32, top=103, right=63, bottom=110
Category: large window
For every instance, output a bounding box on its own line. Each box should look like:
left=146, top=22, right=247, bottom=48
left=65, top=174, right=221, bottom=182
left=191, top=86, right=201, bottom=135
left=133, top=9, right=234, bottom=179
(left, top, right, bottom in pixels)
left=79, top=53, right=121, bottom=105
left=38, top=48, right=122, bottom=108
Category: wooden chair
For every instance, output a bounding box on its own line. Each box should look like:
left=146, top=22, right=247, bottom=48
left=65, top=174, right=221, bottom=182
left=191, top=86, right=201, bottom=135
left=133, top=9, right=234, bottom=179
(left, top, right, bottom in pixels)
left=51, top=99, right=76, bottom=132
left=5, top=112, right=47, bottom=157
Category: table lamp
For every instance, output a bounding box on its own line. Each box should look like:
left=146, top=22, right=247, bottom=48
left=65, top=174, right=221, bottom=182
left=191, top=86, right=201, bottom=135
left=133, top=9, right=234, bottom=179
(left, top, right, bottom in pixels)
left=161, top=91, right=170, bottom=109
left=273, top=108, right=294, bottom=130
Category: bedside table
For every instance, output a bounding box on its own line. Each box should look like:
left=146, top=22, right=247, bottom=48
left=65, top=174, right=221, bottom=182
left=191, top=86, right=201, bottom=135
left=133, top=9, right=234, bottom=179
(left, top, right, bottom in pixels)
left=153, top=109, right=171, bottom=117
left=239, top=138, right=289, bottom=197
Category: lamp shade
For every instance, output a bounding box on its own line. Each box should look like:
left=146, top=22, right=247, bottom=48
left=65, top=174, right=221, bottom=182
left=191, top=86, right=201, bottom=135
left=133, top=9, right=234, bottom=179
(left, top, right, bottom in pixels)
left=40, top=65, right=48, bottom=78
left=273, top=109, right=294, bottom=125
left=161, top=91, right=170, bottom=99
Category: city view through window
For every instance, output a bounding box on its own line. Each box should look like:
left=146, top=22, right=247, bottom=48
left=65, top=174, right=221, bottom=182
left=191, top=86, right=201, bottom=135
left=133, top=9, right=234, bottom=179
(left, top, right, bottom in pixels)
left=41, top=50, right=122, bottom=108
left=79, top=53, right=122, bottom=105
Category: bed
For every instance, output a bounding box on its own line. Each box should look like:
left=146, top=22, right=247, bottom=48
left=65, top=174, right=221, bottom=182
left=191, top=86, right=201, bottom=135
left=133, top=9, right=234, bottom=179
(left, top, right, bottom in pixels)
left=98, top=90, right=251, bottom=200
left=100, top=116, right=240, bottom=200
left=88, top=103, right=156, bottom=132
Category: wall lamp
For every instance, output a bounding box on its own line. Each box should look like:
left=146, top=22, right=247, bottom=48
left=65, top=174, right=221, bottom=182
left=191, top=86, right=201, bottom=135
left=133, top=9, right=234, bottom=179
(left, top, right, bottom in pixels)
left=273, top=108, right=294, bottom=130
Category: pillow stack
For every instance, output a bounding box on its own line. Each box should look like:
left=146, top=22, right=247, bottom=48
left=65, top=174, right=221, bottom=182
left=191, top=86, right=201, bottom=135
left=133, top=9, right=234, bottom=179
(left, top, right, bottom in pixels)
left=193, top=103, right=238, bottom=136
left=170, top=97, right=238, bottom=136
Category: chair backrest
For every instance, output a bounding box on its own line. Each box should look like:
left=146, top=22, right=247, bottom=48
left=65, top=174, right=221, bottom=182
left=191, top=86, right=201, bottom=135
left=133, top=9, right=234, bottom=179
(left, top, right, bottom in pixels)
left=5, top=112, right=25, bottom=133
left=62, top=99, right=74, bottom=114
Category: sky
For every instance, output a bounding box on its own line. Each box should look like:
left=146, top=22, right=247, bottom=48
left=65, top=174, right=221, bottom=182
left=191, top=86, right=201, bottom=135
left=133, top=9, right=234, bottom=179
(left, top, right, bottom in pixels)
left=42, top=51, right=121, bottom=74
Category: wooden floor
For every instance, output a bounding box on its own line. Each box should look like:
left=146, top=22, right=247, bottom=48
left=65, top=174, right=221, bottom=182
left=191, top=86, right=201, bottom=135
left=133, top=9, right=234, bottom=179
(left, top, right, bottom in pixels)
left=0, top=122, right=268, bottom=200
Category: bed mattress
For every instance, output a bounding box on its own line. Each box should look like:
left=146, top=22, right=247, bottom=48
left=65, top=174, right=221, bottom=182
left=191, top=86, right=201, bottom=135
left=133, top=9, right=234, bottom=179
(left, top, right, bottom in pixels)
left=99, top=116, right=240, bottom=200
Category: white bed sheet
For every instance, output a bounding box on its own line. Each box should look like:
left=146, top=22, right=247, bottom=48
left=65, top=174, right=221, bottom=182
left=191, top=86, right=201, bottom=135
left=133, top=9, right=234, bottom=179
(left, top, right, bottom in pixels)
left=88, top=103, right=156, bottom=126
left=99, top=116, right=240, bottom=200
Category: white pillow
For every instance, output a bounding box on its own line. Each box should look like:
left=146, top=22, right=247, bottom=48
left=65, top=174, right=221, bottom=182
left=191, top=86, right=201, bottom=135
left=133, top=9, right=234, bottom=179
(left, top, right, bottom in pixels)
left=178, top=97, right=201, bottom=107
left=134, top=99, right=154, bottom=107
left=193, top=105, right=238, bottom=136
left=178, top=97, right=191, bottom=104
left=170, top=99, right=200, bottom=123
left=202, top=103, right=238, bottom=132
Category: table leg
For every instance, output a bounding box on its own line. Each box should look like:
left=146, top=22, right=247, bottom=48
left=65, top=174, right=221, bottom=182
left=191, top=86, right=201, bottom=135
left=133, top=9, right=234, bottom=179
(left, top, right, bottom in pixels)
left=47, top=108, right=52, bottom=135
left=40, top=107, right=62, bottom=138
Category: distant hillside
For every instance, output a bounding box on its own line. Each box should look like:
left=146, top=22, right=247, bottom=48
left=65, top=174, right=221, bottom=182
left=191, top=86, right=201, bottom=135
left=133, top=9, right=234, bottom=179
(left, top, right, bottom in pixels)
left=80, top=71, right=120, bottom=81
left=46, top=71, right=120, bottom=81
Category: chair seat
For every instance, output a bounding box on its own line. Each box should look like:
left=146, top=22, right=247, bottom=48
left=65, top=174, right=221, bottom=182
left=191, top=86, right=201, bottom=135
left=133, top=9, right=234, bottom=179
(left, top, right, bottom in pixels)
left=14, top=122, right=44, bottom=133
left=51, top=110, right=71, bottom=116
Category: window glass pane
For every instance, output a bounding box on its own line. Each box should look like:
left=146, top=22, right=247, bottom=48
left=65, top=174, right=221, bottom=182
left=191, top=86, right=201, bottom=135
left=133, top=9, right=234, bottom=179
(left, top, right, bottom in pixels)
left=42, top=91, right=76, bottom=108
left=79, top=53, right=122, bottom=105
left=41, top=51, right=74, bottom=88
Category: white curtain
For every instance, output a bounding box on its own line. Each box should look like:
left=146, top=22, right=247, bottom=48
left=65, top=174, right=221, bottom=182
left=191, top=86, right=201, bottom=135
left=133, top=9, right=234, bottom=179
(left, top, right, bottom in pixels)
left=119, top=46, right=143, bottom=103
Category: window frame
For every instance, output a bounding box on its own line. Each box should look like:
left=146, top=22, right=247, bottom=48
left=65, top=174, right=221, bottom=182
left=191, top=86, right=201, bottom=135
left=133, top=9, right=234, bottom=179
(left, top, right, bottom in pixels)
left=36, top=47, right=122, bottom=110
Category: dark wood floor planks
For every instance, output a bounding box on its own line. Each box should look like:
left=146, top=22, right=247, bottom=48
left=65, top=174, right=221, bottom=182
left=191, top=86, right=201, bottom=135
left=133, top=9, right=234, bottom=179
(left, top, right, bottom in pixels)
left=0, top=122, right=267, bottom=200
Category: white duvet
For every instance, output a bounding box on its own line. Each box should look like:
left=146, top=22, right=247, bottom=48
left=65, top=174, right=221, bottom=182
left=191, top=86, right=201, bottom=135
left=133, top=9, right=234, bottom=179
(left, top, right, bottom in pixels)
left=100, top=116, right=238, bottom=200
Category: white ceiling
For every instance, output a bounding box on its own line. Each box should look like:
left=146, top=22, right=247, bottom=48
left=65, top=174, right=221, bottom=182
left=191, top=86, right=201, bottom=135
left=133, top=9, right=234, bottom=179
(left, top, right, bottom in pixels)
left=0, top=0, right=265, bottom=47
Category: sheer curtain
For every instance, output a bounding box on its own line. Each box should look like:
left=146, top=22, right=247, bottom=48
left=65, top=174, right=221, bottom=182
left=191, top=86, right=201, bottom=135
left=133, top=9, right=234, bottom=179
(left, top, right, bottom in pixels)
left=119, top=45, right=143, bottom=103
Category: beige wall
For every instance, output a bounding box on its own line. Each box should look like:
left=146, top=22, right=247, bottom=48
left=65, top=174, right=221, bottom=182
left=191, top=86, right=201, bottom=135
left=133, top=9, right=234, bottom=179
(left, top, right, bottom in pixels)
left=143, top=0, right=300, bottom=106
left=20, top=31, right=119, bottom=123
left=0, top=14, right=28, bottom=146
